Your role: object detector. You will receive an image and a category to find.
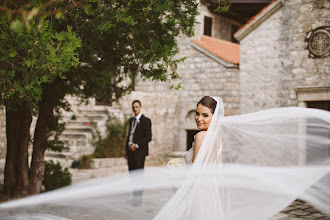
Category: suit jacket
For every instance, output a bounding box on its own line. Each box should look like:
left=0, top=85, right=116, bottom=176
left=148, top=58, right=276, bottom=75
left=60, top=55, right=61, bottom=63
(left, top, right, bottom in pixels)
left=126, top=114, right=152, bottom=157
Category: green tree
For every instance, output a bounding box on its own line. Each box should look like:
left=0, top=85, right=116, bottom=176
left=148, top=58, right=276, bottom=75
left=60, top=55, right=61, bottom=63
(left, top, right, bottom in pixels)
left=202, top=0, right=231, bottom=13
left=0, top=0, right=198, bottom=199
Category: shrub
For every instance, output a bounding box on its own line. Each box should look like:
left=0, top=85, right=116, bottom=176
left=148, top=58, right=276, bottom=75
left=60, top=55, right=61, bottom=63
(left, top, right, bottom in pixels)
left=92, top=116, right=128, bottom=158
left=43, top=160, right=72, bottom=191
left=79, top=154, right=94, bottom=169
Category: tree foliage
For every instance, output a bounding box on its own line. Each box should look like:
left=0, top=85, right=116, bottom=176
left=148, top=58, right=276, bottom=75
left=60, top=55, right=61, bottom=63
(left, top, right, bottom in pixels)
left=0, top=14, right=81, bottom=109
left=0, top=0, right=199, bottom=198
left=1, top=0, right=199, bottom=108
left=201, top=0, right=231, bottom=14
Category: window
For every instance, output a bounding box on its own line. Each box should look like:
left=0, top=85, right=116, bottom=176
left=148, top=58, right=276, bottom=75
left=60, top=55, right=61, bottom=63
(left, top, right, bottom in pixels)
left=204, top=16, right=212, bottom=36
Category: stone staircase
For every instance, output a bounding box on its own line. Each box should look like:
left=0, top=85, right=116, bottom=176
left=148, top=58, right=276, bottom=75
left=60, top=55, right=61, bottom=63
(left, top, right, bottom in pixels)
left=45, top=105, right=124, bottom=166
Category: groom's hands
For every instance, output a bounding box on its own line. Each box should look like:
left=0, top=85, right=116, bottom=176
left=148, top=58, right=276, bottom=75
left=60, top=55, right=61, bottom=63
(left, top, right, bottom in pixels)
left=129, top=143, right=137, bottom=151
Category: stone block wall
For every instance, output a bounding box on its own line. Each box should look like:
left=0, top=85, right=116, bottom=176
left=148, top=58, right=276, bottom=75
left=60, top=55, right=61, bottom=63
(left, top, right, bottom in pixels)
left=135, top=34, right=240, bottom=114
left=239, top=5, right=288, bottom=113
left=239, top=0, right=330, bottom=114
left=284, top=0, right=330, bottom=101
left=176, top=43, right=240, bottom=151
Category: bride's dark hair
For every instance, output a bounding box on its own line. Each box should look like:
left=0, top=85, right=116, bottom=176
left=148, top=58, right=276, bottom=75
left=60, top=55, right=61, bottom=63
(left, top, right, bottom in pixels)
left=197, top=96, right=217, bottom=113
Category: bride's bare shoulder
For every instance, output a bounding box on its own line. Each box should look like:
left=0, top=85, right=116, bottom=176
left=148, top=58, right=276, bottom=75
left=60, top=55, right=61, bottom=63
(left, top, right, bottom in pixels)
left=195, top=131, right=206, bottom=141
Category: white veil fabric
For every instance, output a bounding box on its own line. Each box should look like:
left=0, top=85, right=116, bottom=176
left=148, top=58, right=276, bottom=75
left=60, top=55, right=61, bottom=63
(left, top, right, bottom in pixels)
left=0, top=97, right=329, bottom=220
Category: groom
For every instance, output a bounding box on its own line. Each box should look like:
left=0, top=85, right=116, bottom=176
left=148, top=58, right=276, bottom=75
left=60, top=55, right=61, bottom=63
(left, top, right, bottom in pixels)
left=125, top=100, right=152, bottom=171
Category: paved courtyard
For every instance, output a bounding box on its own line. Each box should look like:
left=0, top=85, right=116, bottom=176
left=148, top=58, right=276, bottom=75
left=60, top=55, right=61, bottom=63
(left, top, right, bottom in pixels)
left=70, top=162, right=330, bottom=220
left=270, top=200, right=330, bottom=220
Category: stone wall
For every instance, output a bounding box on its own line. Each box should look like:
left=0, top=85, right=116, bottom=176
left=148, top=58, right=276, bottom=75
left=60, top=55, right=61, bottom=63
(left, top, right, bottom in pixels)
left=239, top=2, right=289, bottom=113
left=239, top=0, right=330, bottom=113
left=177, top=42, right=240, bottom=151
left=0, top=109, right=6, bottom=158
left=284, top=0, right=330, bottom=104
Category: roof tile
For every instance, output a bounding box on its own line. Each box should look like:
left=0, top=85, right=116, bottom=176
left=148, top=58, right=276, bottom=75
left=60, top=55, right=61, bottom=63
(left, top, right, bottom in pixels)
left=192, top=35, right=240, bottom=65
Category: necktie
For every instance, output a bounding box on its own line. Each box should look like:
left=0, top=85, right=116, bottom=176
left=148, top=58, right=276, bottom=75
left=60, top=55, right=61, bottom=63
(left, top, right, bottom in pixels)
left=132, top=117, right=137, bottom=129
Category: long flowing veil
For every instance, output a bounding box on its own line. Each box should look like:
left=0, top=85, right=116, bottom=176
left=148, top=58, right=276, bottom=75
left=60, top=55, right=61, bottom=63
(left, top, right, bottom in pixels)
left=0, top=97, right=329, bottom=220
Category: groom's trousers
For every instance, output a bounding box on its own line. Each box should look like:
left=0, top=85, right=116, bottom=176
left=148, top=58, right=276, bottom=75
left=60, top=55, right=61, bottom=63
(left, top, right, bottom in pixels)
left=127, top=152, right=145, bottom=171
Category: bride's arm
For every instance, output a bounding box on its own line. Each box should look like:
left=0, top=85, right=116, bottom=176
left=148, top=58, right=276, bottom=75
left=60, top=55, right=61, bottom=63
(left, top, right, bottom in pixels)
left=192, top=131, right=206, bottom=163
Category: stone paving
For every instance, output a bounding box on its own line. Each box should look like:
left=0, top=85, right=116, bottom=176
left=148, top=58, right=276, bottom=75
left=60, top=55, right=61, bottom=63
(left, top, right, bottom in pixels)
left=71, top=163, right=330, bottom=220
left=272, top=200, right=330, bottom=220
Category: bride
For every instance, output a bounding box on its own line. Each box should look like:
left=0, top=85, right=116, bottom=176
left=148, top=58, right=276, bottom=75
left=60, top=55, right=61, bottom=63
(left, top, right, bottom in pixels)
left=185, top=96, right=218, bottom=164
left=0, top=96, right=329, bottom=220
left=155, top=96, right=330, bottom=219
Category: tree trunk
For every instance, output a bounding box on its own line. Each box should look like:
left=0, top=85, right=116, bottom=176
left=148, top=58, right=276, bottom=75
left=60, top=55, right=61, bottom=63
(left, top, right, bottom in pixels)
left=4, top=103, right=32, bottom=198
left=29, top=98, right=53, bottom=195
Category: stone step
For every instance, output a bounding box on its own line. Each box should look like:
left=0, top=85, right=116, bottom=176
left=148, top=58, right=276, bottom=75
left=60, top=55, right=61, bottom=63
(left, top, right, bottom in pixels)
left=77, top=105, right=111, bottom=112
left=65, top=140, right=87, bottom=149
left=64, top=125, right=93, bottom=133
left=78, top=106, right=122, bottom=112
left=49, top=135, right=87, bottom=144
left=45, top=143, right=94, bottom=159
left=45, top=150, right=75, bottom=159
left=66, top=120, right=97, bottom=127
left=60, top=131, right=91, bottom=138
left=76, top=114, right=108, bottom=121
left=77, top=110, right=109, bottom=115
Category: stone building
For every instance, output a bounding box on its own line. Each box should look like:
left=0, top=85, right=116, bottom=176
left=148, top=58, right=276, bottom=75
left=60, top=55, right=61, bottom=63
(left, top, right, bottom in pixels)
left=235, top=0, right=329, bottom=113
left=1, top=0, right=328, bottom=166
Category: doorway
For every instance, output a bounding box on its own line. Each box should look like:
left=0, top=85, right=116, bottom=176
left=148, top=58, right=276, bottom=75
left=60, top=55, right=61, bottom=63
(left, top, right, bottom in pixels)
left=306, top=100, right=329, bottom=164
left=306, top=101, right=330, bottom=111
left=186, top=130, right=200, bottom=150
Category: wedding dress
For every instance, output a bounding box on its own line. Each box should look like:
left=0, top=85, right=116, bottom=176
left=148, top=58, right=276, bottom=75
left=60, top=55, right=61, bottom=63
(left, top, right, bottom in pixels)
left=185, top=141, right=194, bottom=163
left=0, top=97, right=329, bottom=220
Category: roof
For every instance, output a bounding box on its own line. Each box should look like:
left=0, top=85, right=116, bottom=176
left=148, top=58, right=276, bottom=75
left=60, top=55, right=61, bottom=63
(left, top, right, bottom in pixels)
left=192, top=35, right=240, bottom=65
left=234, top=0, right=282, bottom=41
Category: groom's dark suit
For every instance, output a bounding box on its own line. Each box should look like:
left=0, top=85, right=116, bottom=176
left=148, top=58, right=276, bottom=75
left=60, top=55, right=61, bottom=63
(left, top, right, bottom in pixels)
left=126, top=114, right=152, bottom=171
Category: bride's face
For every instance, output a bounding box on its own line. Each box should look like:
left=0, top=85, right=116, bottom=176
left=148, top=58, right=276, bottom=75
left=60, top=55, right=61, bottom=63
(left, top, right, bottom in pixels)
left=195, top=104, right=213, bottom=131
